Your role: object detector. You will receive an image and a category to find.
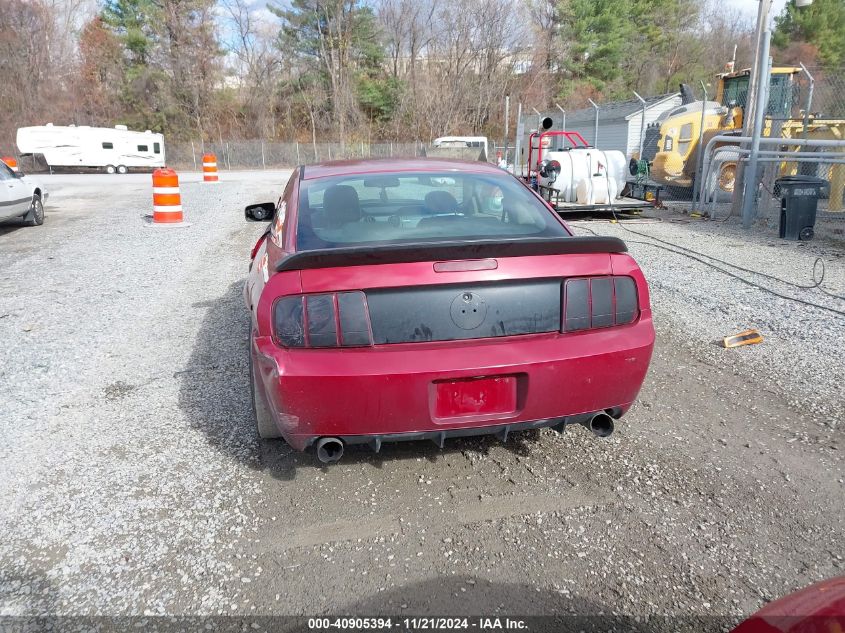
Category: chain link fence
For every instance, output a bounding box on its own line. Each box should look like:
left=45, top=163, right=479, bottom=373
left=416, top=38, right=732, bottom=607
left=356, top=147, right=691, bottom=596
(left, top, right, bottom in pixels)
left=165, top=141, right=425, bottom=171
left=513, top=67, right=845, bottom=223
left=695, top=68, right=845, bottom=221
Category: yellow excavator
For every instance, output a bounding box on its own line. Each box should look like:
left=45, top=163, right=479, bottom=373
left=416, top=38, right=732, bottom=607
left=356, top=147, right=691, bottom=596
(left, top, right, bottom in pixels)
left=644, top=64, right=845, bottom=208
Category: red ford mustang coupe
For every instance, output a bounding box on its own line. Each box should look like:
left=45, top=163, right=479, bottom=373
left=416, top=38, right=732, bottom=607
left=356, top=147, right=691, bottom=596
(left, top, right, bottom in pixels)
left=243, top=159, right=654, bottom=463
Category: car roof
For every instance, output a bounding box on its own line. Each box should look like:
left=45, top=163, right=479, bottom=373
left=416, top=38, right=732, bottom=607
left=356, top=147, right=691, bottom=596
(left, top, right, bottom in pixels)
left=301, top=158, right=506, bottom=180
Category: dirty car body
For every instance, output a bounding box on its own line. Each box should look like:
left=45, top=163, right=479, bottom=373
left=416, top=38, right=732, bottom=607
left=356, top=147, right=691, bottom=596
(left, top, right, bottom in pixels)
left=244, top=159, right=655, bottom=461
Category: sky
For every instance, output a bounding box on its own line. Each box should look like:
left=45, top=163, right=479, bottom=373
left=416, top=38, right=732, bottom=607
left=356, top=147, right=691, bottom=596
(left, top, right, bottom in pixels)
left=727, top=0, right=789, bottom=22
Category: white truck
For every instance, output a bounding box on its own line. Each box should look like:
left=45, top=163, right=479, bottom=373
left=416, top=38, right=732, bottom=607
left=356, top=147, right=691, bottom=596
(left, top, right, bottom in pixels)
left=430, top=136, right=490, bottom=162
left=16, top=124, right=165, bottom=174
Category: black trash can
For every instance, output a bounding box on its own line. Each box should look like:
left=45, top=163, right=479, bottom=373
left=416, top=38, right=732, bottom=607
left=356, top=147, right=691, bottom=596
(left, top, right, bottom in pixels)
left=776, top=175, right=826, bottom=241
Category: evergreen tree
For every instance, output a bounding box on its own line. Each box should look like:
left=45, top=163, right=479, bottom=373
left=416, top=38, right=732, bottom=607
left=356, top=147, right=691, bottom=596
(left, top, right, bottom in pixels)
left=270, top=0, right=395, bottom=138
left=774, top=0, right=845, bottom=68
left=559, top=0, right=633, bottom=91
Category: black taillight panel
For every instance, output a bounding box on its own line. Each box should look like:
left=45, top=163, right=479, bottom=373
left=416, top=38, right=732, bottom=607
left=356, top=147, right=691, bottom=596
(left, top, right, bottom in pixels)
left=563, top=276, right=639, bottom=332
left=274, top=296, right=306, bottom=347
left=590, top=277, right=614, bottom=328
left=563, top=279, right=590, bottom=331
left=305, top=294, right=338, bottom=347
left=337, top=291, right=371, bottom=346
left=614, top=277, right=638, bottom=325
left=273, top=292, right=373, bottom=348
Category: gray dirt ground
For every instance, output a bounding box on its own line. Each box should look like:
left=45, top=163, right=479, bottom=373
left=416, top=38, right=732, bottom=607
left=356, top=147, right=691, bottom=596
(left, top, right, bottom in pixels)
left=0, top=172, right=843, bottom=628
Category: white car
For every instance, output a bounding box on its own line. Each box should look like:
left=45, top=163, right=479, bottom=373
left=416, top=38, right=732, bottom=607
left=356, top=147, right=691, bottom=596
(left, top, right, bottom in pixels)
left=0, top=161, right=46, bottom=226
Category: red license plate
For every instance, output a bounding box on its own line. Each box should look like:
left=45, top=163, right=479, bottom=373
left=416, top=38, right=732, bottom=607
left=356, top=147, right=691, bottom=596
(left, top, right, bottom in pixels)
left=433, top=376, right=518, bottom=419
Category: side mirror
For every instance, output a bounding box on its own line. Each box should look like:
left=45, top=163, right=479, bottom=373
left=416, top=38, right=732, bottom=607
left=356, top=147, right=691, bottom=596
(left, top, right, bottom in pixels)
left=245, top=202, right=275, bottom=222
left=14, top=171, right=25, bottom=178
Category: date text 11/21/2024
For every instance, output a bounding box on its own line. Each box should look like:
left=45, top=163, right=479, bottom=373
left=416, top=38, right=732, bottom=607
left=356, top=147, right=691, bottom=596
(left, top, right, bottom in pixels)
left=307, top=617, right=529, bottom=630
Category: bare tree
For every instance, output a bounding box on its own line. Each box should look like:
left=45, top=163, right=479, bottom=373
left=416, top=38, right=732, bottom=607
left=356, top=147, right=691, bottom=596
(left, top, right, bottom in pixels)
left=222, top=0, right=282, bottom=137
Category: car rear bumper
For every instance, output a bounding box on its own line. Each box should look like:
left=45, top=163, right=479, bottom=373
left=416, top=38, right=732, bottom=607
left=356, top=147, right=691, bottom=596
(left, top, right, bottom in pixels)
left=324, top=412, right=605, bottom=453
left=252, top=315, right=654, bottom=451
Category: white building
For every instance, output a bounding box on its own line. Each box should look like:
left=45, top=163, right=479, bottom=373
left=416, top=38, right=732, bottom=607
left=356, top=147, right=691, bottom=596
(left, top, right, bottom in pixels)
left=529, top=93, right=682, bottom=160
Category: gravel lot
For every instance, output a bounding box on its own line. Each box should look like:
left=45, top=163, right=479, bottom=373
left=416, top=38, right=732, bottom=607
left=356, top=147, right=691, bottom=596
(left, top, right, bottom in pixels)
left=0, top=172, right=843, bottom=630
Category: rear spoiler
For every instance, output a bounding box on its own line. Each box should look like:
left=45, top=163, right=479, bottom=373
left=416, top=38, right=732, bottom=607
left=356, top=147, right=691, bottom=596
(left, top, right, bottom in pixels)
left=275, top=236, right=627, bottom=272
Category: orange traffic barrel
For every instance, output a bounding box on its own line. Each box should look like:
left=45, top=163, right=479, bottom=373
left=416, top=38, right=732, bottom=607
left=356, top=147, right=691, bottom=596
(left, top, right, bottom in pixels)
left=2, top=156, right=18, bottom=172
left=202, top=153, right=218, bottom=182
left=152, top=168, right=183, bottom=223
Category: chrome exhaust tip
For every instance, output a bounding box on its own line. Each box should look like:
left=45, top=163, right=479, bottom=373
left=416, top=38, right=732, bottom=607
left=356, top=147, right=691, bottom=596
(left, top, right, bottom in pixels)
left=315, top=437, right=344, bottom=464
left=586, top=412, right=615, bottom=438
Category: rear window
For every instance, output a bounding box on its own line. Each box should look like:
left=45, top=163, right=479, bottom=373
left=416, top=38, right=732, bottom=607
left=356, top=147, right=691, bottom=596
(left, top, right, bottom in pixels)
left=296, top=171, right=567, bottom=250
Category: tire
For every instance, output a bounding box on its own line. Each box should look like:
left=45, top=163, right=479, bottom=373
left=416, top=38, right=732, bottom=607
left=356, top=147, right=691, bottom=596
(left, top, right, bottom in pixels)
left=24, top=195, right=44, bottom=226
left=249, top=343, right=281, bottom=439
left=105, top=164, right=116, bottom=174
left=117, top=165, right=127, bottom=174
left=702, top=146, right=740, bottom=203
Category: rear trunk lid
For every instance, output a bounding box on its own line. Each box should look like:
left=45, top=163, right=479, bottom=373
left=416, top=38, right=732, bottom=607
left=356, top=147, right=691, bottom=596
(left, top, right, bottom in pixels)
left=286, top=237, right=623, bottom=345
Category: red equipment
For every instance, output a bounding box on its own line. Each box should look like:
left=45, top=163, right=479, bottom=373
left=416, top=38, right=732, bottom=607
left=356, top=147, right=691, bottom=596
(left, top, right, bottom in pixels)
left=526, top=130, right=590, bottom=178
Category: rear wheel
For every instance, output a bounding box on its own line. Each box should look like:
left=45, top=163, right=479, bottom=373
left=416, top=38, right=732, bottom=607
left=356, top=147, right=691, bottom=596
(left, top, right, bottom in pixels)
left=24, top=195, right=44, bottom=226
left=105, top=164, right=116, bottom=174
left=702, top=145, right=740, bottom=203
left=249, top=344, right=281, bottom=439
left=718, top=162, right=737, bottom=195
left=117, top=165, right=127, bottom=174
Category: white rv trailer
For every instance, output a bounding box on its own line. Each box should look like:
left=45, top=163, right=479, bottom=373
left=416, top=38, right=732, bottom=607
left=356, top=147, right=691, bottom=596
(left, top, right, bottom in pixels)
left=16, top=124, right=165, bottom=173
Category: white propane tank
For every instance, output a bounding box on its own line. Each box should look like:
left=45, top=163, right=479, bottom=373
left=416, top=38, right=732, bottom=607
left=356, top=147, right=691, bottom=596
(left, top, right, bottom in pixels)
left=538, top=148, right=626, bottom=203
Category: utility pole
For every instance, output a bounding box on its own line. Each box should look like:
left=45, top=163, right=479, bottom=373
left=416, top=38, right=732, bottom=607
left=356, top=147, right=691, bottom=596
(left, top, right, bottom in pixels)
left=741, top=31, right=773, bottom=228
left=731, top=0, right=773, bottom=219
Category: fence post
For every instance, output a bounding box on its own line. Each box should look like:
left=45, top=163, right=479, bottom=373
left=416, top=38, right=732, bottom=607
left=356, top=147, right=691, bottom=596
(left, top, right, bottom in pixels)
left=226, top=142, right=231, bottom=170
left=692, top=81, right=709, bottom=205
left=502, top=95, right=510, bottom=165
left=799, top=63, right=815, bottom=140
left=632, top=92, right=647, bottom=159
left=514, top=102, right=523, bottom=176
left=261, top=141, right=266, bottom=170
left=588, top=99, right=599, bottom=147
left=390, top=142, right=393, bottom=157
left=295, top=142, right=301, bottom=165
left=191, top=140, right=197, bottom=171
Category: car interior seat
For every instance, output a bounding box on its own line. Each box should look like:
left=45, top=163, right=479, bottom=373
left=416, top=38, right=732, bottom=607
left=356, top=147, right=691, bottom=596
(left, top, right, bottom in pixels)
left=322, top=185, right=362, bottom=228
left=423, top=190, right=459, bottom=215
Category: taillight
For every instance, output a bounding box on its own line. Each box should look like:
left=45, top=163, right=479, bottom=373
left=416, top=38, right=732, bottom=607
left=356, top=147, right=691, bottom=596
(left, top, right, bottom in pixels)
left=251, top=233, right=268, bottom=260
left=563, top=276, right=639, bottom=332
left=273, top=292, right=373, bottom=348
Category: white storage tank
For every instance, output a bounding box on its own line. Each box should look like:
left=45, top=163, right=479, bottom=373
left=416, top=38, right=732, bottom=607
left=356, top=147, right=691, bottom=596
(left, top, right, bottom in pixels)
left=538, top=149, right=627, bottom=203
